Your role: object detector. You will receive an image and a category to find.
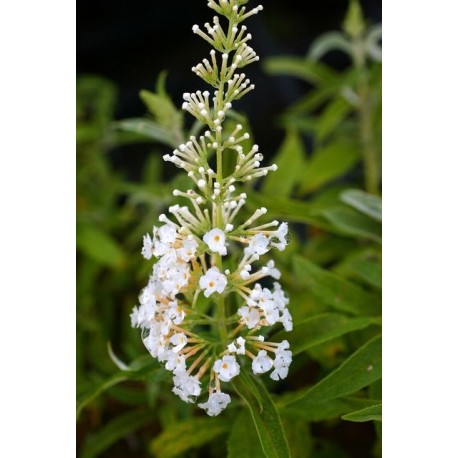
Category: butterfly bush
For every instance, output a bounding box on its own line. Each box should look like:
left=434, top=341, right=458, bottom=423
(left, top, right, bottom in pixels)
left=131, top=0, right=293, bottom=417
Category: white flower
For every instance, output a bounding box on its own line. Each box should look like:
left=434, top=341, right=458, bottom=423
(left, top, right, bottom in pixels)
left=172, top=373, right=202, bottom=403
left=177, top=238, right=198, bottom=262
left=280, top=309, right=293, bottom=331
left=245, top=233, right=270, bottom=256
left=141, top=233, right=154, bottom=259
left=252, top=350, right=273, bottom=374
left=198, top=392, right=231, bottom=416
left=213, top=355, right=240, bottom=382
left=164, top=352, right=186, bottom=374
left=203, top=228, right=227, bottom=255
left=227, top=336, right=246, bottom=355
left=265, top=260, right=281, bottom=280
left=169, top=332, right=188, bottom=353
left=270, top=222, right=288, bottom=251
left=199, top=267, right=227, bottom=297
left=272, top=282, right=289, bottom=311
left=270, top=341, right=292, bottom=381
left=157, top=224, right=177, bottom=245
left=238, top=305, right=261, bottom=329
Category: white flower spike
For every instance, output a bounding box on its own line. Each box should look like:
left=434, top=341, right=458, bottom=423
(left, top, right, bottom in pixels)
left=131, top=0, right=293, bottom=417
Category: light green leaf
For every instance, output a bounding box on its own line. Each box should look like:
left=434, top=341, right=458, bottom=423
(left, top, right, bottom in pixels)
left=114, top=118, right=177, bottom=148
left=319, top=206, right=382, bottom=243
left=316, top=97, right=353, bottom=141
left=232, top=369, right=291, bottom=458
left=76, top=223, right=125, bottom=268
left=263, top=129, right=305, bottom=197
left=150, top=417, right=229, bottom=458
left=293, top=256, right=381, bottom=316
left=333, top=249, right=382, bottom=289
left=300, top=142, right=361, bottom=193
left=264, top=57, right=338, bottom=86
left=80, top=409, right=155, bottom=458
left=228, top=412, right=265, bottom=458
left=280, top=396, right=380, bottom=422
left=308, top=31, right=352, bottom=61
left=273, top=313, right=381, bottom=356
left=343, top=0, right=366, bottom=38
left=340, top=188, right=382, bottom=222
left=342, top=403, right=382, bottom=422
left=288, top=335, right=382, bottom=407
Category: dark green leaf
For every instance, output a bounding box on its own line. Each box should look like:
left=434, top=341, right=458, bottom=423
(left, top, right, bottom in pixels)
left=263, top=130, right=305, bottom=197
left=280, top=396, right=380, bottom=422
left=76, top=223, right=125, bottom=268
left=150, top=417, right=229, bottom=458
left=340, top=189, right=382, bottom=222
left=228, top=412, right=265, bottom=458
left=81, top=409, right=155, bottom=458
left=333, top=249, right=382, bottom=289
left=293, top=256, right=381, bottom=316
left=282, top=416, right=312, bottom=458
left=232, top=369, right=291, bottom=458
left=342, top=403, right=382, bottom=422
left=287, top=335, right=382, bottom=407
left=273, top=313, right=381, bottom=356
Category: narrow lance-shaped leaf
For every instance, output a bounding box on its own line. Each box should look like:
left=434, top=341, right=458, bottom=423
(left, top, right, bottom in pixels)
left=272, top=313, right=381, bottom=356
left=263, top=129, right=306, bottom=197
left=150, top=417, right=229, bottom=458
left=287, top=334, right=382, bottom=408
left=340, top=188, right=382, bottom=222
left=232, top=368, right=291, bottom=458
left=80, top=409, right=155, bottom=458
left=342, top=403, right=382, bottom=422
left=228, top=412, right=265, bottom=458
left=293, top=256, right=381, bottom=316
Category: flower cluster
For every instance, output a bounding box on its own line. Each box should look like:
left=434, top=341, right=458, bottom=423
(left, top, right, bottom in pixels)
left=131, top=0, right=293, bottom=417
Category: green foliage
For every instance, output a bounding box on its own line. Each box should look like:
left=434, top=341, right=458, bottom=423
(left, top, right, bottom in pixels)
left=76, top=1, right=381, bottom=456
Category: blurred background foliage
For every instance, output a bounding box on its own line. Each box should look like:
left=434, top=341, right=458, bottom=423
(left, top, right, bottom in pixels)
left=77, top=1, right=381, bottom=456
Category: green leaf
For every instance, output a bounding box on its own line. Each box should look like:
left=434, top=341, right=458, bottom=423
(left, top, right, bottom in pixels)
left=80, top=409, right=155, bottom=458
left=263, top=130, right=305, bottom=197
left=333, top=249, right=382, bottom=289
left=282, top=416, right=312, bottom=458
left=232, top=369, right=291, bottom=458
left=308, top=31, right=352, bottom=61
left=114, top=118, right=178, bottom=148
left=316, top=97, right=353, bottom=141
left=288, top=334, right=382, bottom=407
left=273, top=313, right=381, bottom=356
left=264, top=57, right=338, bottom=86
left=342, top=403, right=382, bottom=422
left=280, top=396, right=380, bottom=422
left=343, top=0, right=366, bottom=38
left=76, top=223, right=125, bottom=268
left=293, top=256, right=381, bottom=316
left=150, top=417, right=229, bottom=458
left=319, top=206, right=382, bottom=243
left=300, top=142, right=361, bottom=193
left=340, top=189, right=382, bottom=222
left=228, top=412, right=265, bottom=458
left=366, top=24, right=382, bottom=62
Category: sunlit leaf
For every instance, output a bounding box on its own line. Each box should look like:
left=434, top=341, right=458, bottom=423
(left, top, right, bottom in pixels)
left=76, top=223, right=125, bottom=268
left=340, top=188, right=382, bottom=222
left=308, top=31, right=352, bottom=61
left=300, top=142, right=361, bottom=193
left=263, top=129, right=306, bottom=197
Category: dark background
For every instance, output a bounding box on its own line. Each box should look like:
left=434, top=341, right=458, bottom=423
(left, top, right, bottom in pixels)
left=77, top=0, right=381, bottom=178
